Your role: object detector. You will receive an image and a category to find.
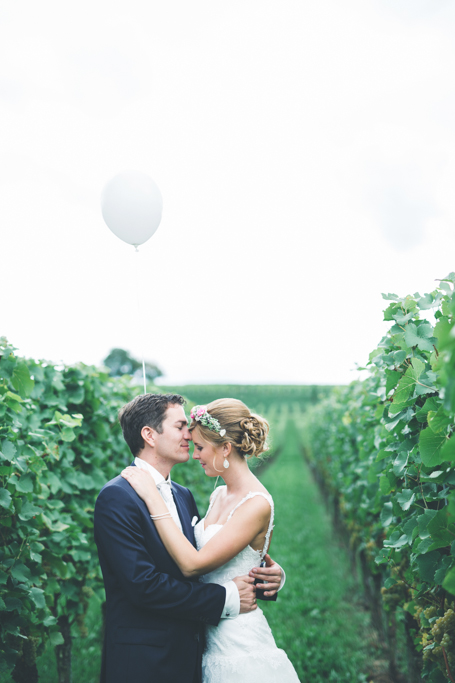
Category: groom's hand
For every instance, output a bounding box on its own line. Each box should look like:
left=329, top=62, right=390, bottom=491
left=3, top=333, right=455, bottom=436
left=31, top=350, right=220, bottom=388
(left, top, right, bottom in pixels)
left=249, top=554, right=282, bottom=597
left=232, top=576, right=257, bottom=613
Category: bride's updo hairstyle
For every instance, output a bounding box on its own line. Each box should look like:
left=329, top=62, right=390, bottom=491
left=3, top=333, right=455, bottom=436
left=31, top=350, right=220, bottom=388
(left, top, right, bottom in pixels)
left=189, top=398, right=269, bottom=459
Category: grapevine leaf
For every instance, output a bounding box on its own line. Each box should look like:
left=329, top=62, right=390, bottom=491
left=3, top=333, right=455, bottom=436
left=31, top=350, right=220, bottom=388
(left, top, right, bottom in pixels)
left=434, top=556, right=453, bottom=585
left=386, top=370, right=402, bottom=395
left=427, top=408, right=451, bottom=434
left=380, top=502, right=394, bottom=526
left=49, top=632, right=64, bottom=646
left=18, top=501, right=42, bottom=521
left=61, top=428, right=76, bottom=442
left=416, top=397, right=441, bottom=423
left=427, top=509, right=455, bottom=550
left=375, top=449, right=389, bottom=462
left=393, top=350, right=407, bottom=364
left=418, top=509, right=438, bottom=539
left=414, top=537, right=434, bottom=555
left=380, top=473, right=396, bottom=494
left=403, top=517, right=419, bottom=544
left=369, top=348, right=382, bottom=363
left=0, top=488, right=12, bottom=509
left=440, top=434, right=455, bottom=463
left=393, top=451, right=409, bottom=476
left=375, top=548, right=391, bottom=565
left=384, top=410, right=407, bottom=431
left=384, top=533, right=408, bottom=549
left=28, top=587, right=46, bottom=609
left=415, top=371, right=438, bottom=397
left=388, top=399, right=414, bottom=416
left=416, top=551, right=441, bottom=582
left=443, top=567, right=455, bottom=595
left=67, top=386, right=85, bottom=404
left=404, top=323, right=437, bottom=353
left=419, top=428, right=447, bottom=467
left=0, top=440, right=16, bottom=462
left=4, top=597, right=23, bottom=613
left=43, top=615, right=57, bottom=627
left=10, top=563, right=31, bottom=583
left=11, top=362, right=35, bottom=398
left=393, top=311, right=415, bottom=325
left=393, top=358, right=424, bottom=405
left=434, top=318, right=454, bottom=352
left=14, top=473, right=34, bottom=494
left=417, top=293, right=436, bottom=310
left=396, top=489, right=415, bottom=511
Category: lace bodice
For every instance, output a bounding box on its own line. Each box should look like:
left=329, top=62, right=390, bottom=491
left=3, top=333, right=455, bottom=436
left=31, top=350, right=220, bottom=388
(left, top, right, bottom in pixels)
left=194, top=487, right=274, bottom=585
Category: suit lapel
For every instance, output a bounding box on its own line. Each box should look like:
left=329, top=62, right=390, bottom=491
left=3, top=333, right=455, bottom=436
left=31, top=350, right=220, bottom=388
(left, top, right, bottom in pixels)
left=172, top=485, right=196, bottom=547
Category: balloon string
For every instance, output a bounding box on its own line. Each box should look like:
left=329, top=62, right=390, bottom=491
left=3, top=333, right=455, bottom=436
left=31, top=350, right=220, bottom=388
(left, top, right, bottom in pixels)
left=135, top=247, right=147, bottom=395
left=142, top=358, right=146, bottom=395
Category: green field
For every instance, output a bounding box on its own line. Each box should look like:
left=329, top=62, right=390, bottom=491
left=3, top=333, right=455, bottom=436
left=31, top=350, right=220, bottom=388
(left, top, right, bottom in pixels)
left=260, top=419, right=373, bottom=682
left=159, top=384, right=334, bottom=414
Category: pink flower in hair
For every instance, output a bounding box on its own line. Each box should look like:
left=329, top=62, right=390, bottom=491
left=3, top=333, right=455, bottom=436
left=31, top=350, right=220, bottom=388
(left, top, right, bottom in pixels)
left=197, top=406, right=206, bottom=417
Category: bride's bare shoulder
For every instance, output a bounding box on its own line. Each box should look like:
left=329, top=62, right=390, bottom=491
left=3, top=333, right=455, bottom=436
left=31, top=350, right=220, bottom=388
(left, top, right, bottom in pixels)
left=209, top=484, right=227, bottom=500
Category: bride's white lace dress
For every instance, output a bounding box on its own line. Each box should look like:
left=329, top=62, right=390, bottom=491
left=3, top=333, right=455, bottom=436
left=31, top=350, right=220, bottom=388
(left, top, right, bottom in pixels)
left=194, top=487, right=299, bottom=683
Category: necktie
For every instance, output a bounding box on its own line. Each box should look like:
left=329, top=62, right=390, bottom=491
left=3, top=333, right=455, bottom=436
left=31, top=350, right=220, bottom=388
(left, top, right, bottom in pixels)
left=157, top=480, right=182, bottom=532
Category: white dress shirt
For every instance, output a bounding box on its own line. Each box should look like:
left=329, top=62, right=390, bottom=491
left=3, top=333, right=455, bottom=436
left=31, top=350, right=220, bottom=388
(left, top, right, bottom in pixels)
left=134, top=457, right=240, bottom=619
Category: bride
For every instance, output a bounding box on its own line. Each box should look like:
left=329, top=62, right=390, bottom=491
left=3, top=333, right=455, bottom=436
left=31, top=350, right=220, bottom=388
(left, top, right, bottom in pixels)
left=122, top=398, right=299, bottom=683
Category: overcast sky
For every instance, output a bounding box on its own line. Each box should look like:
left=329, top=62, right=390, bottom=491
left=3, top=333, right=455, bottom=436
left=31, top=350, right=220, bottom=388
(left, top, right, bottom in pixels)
left=1, top=0, right=455, bottom=385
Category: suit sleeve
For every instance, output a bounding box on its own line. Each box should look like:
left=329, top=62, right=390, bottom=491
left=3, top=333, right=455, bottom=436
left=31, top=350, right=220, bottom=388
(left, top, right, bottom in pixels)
left=94, top=484, right=225, bottom=626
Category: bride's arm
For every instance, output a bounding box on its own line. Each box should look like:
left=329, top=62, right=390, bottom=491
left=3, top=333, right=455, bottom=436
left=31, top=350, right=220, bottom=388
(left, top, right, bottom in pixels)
left=121, top=467, right=271, bottom=578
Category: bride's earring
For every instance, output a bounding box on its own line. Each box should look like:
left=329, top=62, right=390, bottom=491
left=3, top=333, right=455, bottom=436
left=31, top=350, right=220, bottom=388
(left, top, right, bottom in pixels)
left=223, top=457, right=230, bottom=469
left=213, top=456, right=224, bottom=473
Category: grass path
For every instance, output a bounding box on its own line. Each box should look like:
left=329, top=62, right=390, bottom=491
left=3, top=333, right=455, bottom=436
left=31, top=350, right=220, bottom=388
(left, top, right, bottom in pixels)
left=259, top=419, right=372, bottom=682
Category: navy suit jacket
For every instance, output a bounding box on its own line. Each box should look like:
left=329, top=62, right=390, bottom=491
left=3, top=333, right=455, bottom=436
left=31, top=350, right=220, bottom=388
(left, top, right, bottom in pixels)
left=94, top=470, right=226, bottom=683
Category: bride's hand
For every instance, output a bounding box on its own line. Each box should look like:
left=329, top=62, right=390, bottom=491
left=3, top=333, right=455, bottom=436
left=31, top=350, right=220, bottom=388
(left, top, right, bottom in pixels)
left=121, top=467, right=157, bottom=503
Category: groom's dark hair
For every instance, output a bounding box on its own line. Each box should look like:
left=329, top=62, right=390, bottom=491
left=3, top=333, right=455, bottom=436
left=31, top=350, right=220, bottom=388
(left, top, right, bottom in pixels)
left=119, top=393, right=185, bottom=456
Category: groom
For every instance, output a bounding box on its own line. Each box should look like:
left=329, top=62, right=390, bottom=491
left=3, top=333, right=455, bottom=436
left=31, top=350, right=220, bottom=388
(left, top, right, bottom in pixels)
left=94, top=393, right=283, bottom=683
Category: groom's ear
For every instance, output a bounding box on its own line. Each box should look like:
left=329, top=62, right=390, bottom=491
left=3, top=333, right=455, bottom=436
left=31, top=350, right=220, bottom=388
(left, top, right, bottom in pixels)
left=141, top=426, right=155, bottom=448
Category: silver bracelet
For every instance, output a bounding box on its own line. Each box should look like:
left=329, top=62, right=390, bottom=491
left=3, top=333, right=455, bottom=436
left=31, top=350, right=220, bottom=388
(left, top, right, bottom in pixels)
left=150, top=513, right=172, bottom=520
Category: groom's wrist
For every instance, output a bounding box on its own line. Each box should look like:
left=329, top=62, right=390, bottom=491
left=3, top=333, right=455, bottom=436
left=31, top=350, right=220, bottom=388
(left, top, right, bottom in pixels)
left=220, top=581, right=240, bottom=619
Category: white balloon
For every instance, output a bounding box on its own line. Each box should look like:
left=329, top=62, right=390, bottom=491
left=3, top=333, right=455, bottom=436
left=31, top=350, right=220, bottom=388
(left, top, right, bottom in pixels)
left=101, top=171, right=163, bottom=246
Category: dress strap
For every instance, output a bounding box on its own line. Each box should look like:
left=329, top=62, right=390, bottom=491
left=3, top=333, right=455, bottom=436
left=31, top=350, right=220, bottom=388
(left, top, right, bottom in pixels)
left=205, top=485, right=225, bottom=518
left=226, top=491, right=274, bottom=560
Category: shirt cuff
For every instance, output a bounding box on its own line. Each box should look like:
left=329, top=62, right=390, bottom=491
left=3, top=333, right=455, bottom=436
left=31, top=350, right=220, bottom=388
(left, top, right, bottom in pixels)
left=278, top=566, right=286, bottom=591
left=221, top=580, right=240, bottom=619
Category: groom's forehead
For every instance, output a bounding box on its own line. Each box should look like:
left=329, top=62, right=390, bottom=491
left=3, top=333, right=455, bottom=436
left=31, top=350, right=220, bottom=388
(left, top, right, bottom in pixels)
left=164, top=403, right=188, bottom=424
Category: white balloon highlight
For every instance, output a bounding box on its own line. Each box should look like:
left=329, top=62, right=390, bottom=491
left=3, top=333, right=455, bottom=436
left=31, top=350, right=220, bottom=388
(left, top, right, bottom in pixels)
left=101, top=171, right=163, bottom=246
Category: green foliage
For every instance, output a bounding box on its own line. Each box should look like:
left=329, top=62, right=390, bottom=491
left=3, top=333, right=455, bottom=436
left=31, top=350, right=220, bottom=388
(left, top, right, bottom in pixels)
left=0, top=340, right=187, bottom=678
left=103, top=347, right=162, bottom=382
left=0, top=338, right=141, bottom=676
left=301, top=275, right=455, bottom=681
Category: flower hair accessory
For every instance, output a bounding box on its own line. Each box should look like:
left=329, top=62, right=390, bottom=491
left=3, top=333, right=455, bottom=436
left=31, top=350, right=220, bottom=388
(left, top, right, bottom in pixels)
left=190, top=405, right=226, bottom=437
